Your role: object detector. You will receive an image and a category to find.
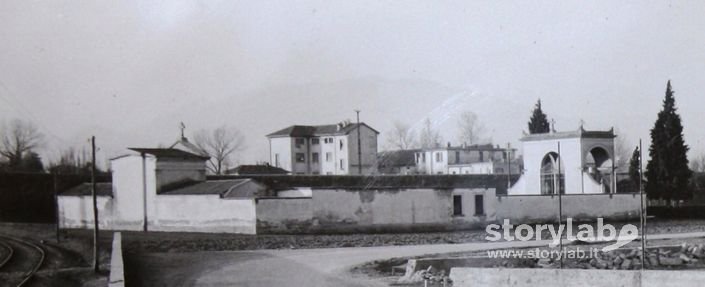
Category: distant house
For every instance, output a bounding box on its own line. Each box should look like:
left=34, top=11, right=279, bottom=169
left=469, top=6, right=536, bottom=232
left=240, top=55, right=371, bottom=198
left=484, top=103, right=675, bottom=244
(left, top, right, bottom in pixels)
left=266, top=121, right=379, bottom=175
left=414, top=143, right=521, bottom=175
left=225, top=164, right=289, bottom=175
left=375, top=149, right=419, bottom=175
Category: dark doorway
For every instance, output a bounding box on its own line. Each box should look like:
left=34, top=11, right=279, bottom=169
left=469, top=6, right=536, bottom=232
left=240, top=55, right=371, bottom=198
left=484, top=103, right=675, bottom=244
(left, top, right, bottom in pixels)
left=453, top=195, right=462, bottom=216
left=475, top=195, right=484, bottom=215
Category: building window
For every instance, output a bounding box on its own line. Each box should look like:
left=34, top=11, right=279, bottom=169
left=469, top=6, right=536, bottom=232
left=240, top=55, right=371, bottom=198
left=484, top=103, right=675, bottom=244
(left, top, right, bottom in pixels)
left=326, top=172, right=333, bottom=175
left=422, top=153, right=426, bottom=163
left=435, top=152, right=443, bottom=162
left=339, top=139, right=344, bottom=150
left=274, top=154, right=280, bottom=167
left=325, top=152, right=332, bottom=162
left=312, top=153, right=319, bottom=163
left=455, top=151, right=460, bottom=164
left=295, top=138, right=305, bottom=148
left=475, top=195, right=484, bottom=215
left=453, top=195, right=462, bottom=216
left=340, top=159, right=345, bottom=170
left=295, top=153, right=305, bottom=163
left=324, top=137, right=333, bottom=144
left=479, top=151, right=484, bottom=162
left=311, top=138, right=320, bottom=145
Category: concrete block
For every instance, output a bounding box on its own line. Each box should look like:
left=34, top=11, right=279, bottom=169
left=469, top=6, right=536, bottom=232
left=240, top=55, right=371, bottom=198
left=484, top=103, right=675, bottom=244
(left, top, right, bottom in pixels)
left=450, top=268, right=640, bottom=287
left=659, top=257, right=683, bottom=266
left=109, top=232, right=124, bottom=287
left=642, top=270, right=705, bottom=287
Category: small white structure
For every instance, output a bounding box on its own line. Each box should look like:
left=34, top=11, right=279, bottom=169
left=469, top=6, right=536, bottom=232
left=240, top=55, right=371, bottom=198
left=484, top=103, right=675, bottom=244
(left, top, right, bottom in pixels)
left=509, top=127, right=616, bottom=195
left=58, top=148, right=262, bottom=234
left=414, top=144, right=521, bottom=175
left=266, top=121, right=379, bottom=175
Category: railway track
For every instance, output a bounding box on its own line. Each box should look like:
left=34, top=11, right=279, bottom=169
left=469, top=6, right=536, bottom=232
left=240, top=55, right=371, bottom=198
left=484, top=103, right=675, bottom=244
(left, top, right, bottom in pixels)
left=0, top=239, right=13, bottom=270
left=0, top=236, right=46, bottom=287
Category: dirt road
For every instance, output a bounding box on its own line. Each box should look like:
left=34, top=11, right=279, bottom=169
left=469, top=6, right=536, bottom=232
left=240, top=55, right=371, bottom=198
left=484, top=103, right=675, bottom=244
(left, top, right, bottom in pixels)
left=124, top=232, right=705, bottom=286
left=125, top=240, right=553, bottom=287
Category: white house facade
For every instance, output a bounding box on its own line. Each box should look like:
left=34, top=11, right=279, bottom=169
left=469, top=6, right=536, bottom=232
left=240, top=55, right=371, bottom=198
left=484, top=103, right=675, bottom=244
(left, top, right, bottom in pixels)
left=266, top=121, right=379, bottom=175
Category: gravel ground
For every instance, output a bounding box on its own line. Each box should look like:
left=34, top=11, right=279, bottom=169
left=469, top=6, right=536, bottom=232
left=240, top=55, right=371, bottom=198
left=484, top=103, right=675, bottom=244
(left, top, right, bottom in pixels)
left=6, top=219, right=704, bottom=256
left=120, top=229, right=490, bottom=254
left=0, top=223, right=111, bottom=287
left=111, top=219, right=705, bottom=253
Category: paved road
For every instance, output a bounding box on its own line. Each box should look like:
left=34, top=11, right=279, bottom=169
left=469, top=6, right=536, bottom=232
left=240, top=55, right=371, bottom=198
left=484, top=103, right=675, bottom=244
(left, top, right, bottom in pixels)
left=125, top=232, right=705, bottom=287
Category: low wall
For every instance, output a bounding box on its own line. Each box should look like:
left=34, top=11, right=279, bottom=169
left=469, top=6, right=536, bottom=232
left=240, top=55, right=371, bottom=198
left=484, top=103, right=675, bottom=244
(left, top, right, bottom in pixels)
left=109, top=232, right=125, bottom=287
left=496, top=193, right=641, bottom=223
left=59, top=194, right=257, bottom=234
left=256, top=188, right=496, bottom=233
left=58, top=195, right=116, bottom=229
left=0, top=173, right=110, bottom=223
left=256, top=197, right=313, bottom=233
left=449, top=267, right=705, bottom=287
left=151, top=196, right=256, bottom=234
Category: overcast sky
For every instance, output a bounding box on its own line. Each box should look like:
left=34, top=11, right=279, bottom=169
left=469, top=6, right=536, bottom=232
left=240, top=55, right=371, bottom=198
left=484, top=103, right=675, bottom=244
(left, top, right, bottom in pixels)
left=1, top=1, right=704, bottom=168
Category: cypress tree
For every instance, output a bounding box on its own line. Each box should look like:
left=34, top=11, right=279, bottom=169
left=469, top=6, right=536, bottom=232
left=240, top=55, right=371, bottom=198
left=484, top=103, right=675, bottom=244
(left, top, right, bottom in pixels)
left=628, top=146, right=641, bottom=187
left=528, top=99, right=550, bottom=134
left=645, top=81, right=692, bottom=201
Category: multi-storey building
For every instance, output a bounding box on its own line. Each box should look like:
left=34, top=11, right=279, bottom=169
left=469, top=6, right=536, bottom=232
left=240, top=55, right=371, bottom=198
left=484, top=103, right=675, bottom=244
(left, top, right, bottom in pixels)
left=266, top=121, right=379, bottom=175
left=414, top=144, right=521, bottom=175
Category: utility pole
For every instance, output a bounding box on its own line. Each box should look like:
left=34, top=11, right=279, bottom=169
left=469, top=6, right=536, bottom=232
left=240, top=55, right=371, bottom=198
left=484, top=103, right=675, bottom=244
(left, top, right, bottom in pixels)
left=355, top=110, right=362, bottom=175
left=506, top=143, right=511, bottom=190
left=557, top=141, right=563, bottom=269
left=53, top=173, right=60, bottom=243
left=612, top=130, right=617, bottom=194
left=91, top=136, right=99, bottom=273
left=639, top=139, right=646, bottom=269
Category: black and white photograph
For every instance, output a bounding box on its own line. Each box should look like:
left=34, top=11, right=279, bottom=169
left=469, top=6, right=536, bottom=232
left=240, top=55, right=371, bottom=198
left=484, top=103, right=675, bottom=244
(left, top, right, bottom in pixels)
left=1, top=1, right=705, bottom=286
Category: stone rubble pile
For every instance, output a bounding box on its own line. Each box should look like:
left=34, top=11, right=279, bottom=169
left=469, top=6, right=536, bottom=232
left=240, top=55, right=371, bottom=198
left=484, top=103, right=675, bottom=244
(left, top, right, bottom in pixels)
left=398, top=265, right=451, bottom=285
left=537, top=243, right=705, bottom=270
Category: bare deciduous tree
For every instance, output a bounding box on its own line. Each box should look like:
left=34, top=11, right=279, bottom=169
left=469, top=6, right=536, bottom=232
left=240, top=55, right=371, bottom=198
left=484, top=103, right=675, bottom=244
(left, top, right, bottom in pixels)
left=193, top=126, right=246, bottom=174
left=0, top=119, right=44, bottom=167
left=457, top=111, right=485, bottom=145
left=690, top=153, right=705, bottom=172
left=612, top=127, right=632, bottom=170
left=386, top=121, right=416, bottom=150
left=48, top=146, right=93, bottom=175
left=419, top=118, right=442, bottom=149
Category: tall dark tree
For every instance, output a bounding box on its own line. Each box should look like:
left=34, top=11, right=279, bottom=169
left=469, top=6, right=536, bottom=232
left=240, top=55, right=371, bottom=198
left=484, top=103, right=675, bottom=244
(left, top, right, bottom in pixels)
left=19, top=151, right=44, bottom=173
left=527, top=99, right=550, bottom=134
left=645, top=81, right=692, bottom=201
left=628, top=146, right=641, bottom=187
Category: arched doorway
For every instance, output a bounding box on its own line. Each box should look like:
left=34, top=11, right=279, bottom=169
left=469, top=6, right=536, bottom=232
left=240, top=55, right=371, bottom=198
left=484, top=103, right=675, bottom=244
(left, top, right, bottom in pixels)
left=585, top=147, right=613, bottom=192
left=540, top=152, right=564, bottom=195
